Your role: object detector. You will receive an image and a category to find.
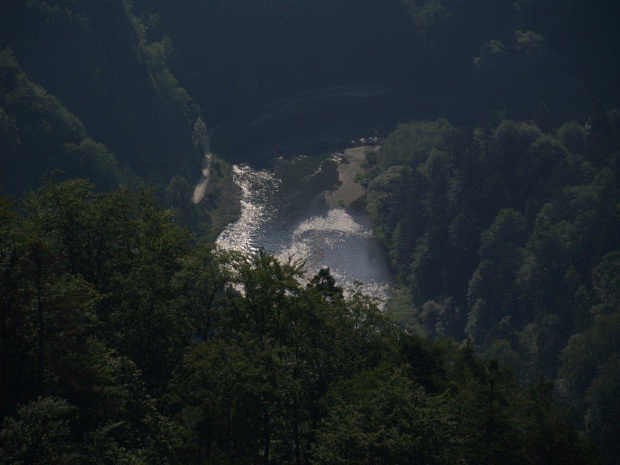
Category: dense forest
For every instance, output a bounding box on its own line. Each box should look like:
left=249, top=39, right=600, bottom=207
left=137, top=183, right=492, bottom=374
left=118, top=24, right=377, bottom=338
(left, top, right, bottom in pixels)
left=0, top=180, right=600, bottom=464
left=1, top=0, right=619, bottom=463
left=365, top=105, right=620, bottom=462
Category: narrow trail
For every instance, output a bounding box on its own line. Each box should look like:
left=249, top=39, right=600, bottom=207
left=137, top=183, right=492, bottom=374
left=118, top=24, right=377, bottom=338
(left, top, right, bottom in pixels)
left=192, top=127, right=219, bottom=205
left=192, top=152, right=212, bottom=204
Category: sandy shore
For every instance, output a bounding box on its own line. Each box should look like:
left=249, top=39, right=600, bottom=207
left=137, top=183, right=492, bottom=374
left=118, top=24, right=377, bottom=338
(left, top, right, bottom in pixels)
left=326, top=145, right=378, bottom=208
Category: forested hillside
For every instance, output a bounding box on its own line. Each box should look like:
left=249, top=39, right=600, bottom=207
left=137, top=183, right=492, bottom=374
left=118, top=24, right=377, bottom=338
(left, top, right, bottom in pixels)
left=1, top=0, right=620, bottom=463
left=0, top=181, right=600, bottom=464
left=130, top=0, right=620, bottom=126
left=2, top=0, right=619, bottom=188
left=0, top=49, right=126, bottom=195
left=0, top=0, right=241, bottom=240
left=0, top=0, right=199, bottom=181
left=365, top=104, right=620, bottom=463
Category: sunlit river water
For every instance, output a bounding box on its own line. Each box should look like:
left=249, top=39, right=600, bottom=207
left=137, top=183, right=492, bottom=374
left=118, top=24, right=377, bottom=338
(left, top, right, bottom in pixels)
left=216, top=153, right=394, bottom=302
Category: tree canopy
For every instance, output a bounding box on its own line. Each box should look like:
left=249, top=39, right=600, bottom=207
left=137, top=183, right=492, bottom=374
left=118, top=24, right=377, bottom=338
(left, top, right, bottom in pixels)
left=0, top=178, right=601, bottom=464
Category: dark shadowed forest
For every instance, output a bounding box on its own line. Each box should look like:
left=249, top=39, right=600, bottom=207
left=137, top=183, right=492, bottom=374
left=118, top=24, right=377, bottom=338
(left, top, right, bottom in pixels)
left=1, top=0, right=619, bottom=463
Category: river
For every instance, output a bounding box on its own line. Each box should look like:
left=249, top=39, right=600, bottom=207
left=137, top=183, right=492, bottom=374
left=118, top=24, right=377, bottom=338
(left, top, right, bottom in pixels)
left=215, top=151, right=394, bottom=302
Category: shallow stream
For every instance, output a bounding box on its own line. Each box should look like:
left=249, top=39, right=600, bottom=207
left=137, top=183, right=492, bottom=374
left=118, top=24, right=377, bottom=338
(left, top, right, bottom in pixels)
left=216, top=153, right=394, bottom=301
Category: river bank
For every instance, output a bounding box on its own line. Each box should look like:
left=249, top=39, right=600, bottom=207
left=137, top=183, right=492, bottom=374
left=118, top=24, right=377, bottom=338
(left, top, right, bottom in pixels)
left=215, top=148, right=394, bottom=300
left=326, top=145, right=379, bottom=208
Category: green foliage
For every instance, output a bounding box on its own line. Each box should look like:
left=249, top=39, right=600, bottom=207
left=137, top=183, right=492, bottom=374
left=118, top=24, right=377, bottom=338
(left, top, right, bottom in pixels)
left=591, top=251, right=620, bottom=316
left=386, top=286, right=426, bottom=335
left=367, top=108, right=619, bottom=462
left=585, top=355, right=620, bottom=465
left=0, top=397, right=80, bottom=465
left=312, top=366, right=455, bottom=465
left=0, top=49, right=121, bottom=195
left=404, top=0, right=451, bottom=49
left=3, top=0, right=619, bottom=461
left=557, top=120, right=586, bottom=155
left=0, top=0, right=198, bottom=183
left=0, top=177, right=602, bottom=463
left=534, top=101, right=554, bottom=134
left=558, top=313, right=620, bottom=464
left=367, top=165, right=414, bottom=247
left=192, top=116, right=208, bottom=155
left=378, top=119, right=450, bottom=169
left=466, top=209, right=527, bottom=348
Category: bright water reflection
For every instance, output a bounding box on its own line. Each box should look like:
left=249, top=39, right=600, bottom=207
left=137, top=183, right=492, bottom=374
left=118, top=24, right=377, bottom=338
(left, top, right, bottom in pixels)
left=216, top=154, right=394, bottom=301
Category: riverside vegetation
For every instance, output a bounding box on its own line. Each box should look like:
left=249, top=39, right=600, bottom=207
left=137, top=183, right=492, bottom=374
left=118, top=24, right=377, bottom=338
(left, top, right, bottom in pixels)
left=0, top=179, right=600, bottom=464
left=1, top=0, right=619, bottom=463
left=364, top=106, right=620, bottom=464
